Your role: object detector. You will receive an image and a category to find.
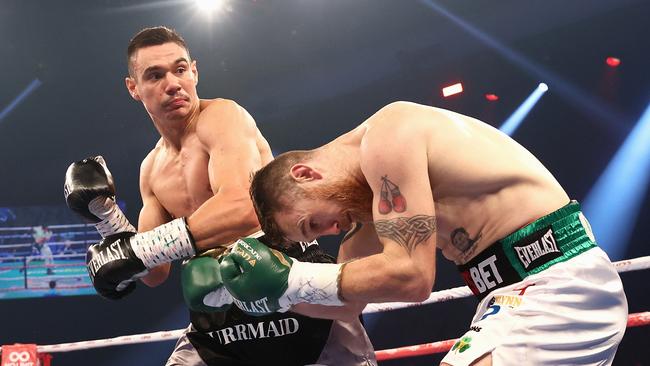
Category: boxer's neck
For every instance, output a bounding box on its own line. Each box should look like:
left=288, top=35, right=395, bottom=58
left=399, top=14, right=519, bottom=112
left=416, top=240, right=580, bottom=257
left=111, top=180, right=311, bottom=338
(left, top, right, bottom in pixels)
left=152, top=102, right=201, bottom=149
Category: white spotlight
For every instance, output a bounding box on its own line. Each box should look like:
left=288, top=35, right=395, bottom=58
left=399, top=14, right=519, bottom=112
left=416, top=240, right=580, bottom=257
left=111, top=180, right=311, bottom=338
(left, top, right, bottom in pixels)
left=195, top=0, right=224, bottom=14
left=538, top=83, right=549, bottom=92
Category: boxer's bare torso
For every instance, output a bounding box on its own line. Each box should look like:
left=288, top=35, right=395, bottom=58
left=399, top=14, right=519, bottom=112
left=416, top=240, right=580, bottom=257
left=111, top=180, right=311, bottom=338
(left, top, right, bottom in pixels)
left=139, top=98, right=273, bottom=285
left=344, top=101, right=570, bottom=265
left=142, top=100, right=273, bottom=220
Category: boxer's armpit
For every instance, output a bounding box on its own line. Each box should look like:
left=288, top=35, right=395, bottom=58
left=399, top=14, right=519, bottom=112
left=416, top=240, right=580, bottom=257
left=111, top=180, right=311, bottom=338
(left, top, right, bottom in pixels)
left=374, top=215, right=437, bottom=254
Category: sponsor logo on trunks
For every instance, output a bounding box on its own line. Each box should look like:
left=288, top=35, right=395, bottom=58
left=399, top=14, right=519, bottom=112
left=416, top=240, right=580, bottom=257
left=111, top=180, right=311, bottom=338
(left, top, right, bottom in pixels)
left=233, top=297, right=272, bottom=314
left=480, top=293, right=526, bottom=320
left=208, top=318, right=300, bottom=345
left=469, top=325, right=482, bottom=333
left=451, top=336, right=473, bottom=353
left=512, top=226, right=562, bottom=271
left=492, top=294, right=523, bottom=308
left=87, top=242, right=128, bottom=278
left=466, top=254, right=504, bottom=294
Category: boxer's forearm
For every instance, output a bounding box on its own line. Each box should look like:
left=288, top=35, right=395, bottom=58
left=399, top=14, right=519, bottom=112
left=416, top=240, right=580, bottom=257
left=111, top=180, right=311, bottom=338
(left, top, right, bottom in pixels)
left=187, top=191, right=260, bottom=251
left=340, top=253, right=435, bottom=303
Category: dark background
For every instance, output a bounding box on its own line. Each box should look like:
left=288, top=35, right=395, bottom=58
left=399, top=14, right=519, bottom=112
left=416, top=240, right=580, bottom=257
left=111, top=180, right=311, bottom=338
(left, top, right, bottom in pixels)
left=0, top=0, right=648, bottom=364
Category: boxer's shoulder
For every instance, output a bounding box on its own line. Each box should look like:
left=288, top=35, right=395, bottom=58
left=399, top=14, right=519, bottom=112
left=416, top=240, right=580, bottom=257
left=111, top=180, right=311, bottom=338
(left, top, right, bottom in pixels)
left=196, top=99, right=257, bottom=146
left=197, top=98, right=250, bottom=121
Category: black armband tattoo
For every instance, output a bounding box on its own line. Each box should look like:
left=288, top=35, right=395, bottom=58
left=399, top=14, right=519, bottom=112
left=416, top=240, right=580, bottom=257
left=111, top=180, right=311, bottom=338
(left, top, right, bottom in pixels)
left=374, top=215, right=436, bottom=254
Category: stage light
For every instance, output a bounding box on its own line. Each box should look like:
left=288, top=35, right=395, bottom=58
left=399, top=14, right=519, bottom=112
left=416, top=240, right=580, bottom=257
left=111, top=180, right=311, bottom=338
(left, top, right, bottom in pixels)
left=582, top=103, right=650, bottom=260
left=442, top=83, right=463, bottom=97
left=485, top=93, right=499, bottom=102
left=606, top=57, right=621, bottom=67
left=0, top=78, right=42, bottom=123
left=420, top=0, right=625, bottom=134
left=195, top=0, right=225, bottom=14
left=498, top=82, right=548, bottom=136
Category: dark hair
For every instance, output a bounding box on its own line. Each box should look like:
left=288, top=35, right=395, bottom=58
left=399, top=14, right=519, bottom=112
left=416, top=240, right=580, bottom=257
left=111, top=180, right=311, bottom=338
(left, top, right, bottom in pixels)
left=250, top=150, right=314, bottom=244
left=126, top=26, right=190, bottom=77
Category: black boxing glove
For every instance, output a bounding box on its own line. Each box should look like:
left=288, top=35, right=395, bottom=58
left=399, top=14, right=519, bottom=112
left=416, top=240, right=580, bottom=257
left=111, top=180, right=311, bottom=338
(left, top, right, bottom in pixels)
left=86, top=232, right=146, bottom=299
left=64, top=156, right=136, bottom=237
left=87, top=217, right=197, bottom=299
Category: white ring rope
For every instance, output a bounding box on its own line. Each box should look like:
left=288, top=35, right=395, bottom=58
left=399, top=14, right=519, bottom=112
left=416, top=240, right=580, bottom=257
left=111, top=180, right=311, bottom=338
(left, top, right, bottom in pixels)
left=0, top=241, right=96, bottom=250
left=1, top=255, right=648, bottom=354
left=363, top=255, right=650, bottom=314
left=0, top=224, right=93, bottom=232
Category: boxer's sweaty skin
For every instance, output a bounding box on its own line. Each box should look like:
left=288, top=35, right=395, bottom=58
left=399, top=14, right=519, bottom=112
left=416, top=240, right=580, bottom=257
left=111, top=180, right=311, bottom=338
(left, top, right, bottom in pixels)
left=125, top=42, right=273, bottom=286
left=271, top=101, right=570, bottom=304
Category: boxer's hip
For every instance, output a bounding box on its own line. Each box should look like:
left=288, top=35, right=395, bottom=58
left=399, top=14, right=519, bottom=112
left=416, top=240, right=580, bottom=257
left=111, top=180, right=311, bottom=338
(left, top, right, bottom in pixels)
left=458, top=200, right=601, bottom=300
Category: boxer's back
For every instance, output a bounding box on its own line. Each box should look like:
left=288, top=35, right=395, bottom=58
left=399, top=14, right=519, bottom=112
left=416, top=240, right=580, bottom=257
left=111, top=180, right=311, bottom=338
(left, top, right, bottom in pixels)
left=362, top=102, right=570, bottom=264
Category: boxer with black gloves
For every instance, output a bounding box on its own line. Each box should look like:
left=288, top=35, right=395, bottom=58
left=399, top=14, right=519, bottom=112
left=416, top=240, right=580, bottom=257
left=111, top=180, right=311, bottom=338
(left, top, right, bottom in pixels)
left=62, top=26, right=376, bottom=365
left=65, top=156, right=195, bottom=299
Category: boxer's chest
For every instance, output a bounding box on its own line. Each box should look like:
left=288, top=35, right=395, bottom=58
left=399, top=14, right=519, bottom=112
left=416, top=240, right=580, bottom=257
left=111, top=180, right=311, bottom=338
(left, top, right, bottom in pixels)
left=150, top=143, right=213, bottom=218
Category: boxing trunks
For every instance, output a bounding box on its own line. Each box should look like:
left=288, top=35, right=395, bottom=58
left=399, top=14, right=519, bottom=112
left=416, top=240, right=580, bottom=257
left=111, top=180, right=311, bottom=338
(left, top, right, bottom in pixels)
left=443, top=201, right=628, bottom=365
left=167, top=240, right=376, bottom=366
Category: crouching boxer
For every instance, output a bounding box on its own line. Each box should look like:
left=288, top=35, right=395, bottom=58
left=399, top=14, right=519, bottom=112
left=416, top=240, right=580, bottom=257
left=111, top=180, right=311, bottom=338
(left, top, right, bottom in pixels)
left=223, top=101, right=628, bottom=365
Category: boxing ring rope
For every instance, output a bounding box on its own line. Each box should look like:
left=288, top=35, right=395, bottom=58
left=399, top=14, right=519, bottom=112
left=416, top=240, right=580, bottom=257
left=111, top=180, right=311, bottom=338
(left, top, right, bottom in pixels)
left=363, top=255, right=650, bottom=314
left=1, top=255, right=648, bottom=361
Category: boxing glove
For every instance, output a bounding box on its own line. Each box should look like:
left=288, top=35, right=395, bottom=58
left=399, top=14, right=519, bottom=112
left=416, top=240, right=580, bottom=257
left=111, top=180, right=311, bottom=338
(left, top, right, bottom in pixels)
left=220, top=237, right=344, bottom=316
left=182, top=250, right=233, bottom=313
left=64, top=156, right=135, bottom=237
left=87, top=217, right=196, bottom=299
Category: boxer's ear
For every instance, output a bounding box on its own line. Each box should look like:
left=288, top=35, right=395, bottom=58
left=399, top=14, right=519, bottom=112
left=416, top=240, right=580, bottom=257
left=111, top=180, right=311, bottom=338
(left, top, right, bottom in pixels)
left=125, top=77, right=141, bottom=101
left=290, top=164, right=322, bottom=182
left=191, top=60, right=198, bottom=85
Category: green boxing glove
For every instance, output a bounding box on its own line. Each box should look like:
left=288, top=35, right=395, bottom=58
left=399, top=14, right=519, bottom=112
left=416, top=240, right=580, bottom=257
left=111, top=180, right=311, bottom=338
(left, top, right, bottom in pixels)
left=182, top=249, right=233, bottom=313
left=220, top=237, right=344, bottom=316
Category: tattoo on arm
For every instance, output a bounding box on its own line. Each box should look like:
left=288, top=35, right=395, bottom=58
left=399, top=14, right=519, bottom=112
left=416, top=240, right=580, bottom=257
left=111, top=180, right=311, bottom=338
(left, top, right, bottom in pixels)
left=374, top=215, right=437, bottom=254
left=378, top=175, right=407, bottom=214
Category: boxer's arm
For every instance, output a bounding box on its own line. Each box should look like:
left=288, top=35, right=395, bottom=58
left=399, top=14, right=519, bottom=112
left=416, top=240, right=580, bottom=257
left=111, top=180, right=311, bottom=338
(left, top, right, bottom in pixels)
left=339, top=103, right=437, bottom=303
left=187, top=99, right=263, bottom=251
left=138, top=152, right=174, bottom=287
left=290, top=223, right=380, bottom=321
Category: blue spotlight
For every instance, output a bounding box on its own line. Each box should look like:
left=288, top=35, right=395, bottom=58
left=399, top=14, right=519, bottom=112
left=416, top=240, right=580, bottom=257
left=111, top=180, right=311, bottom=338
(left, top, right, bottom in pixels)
left=582, top=103, right=650, bottom=260
left=0, top=78, right=42, bottom=122
left=499, top=83, right=548, bottom=136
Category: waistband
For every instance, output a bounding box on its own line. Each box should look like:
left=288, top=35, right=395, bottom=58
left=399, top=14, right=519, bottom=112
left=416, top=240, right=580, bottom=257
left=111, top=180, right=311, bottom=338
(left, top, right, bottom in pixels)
left=457, top=200, right=597, bottom=300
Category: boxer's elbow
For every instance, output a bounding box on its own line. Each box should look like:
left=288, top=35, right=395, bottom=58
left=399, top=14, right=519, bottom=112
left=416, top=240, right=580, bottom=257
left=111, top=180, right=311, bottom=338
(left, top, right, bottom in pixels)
left=389, top=262, right=434, bottom=302
left=401, top=276, right=433, bottom=302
